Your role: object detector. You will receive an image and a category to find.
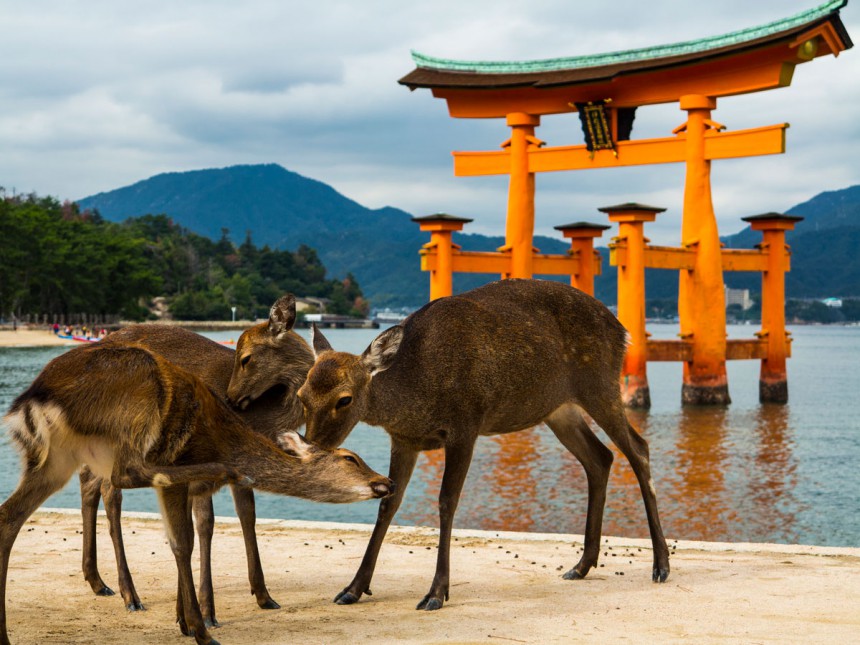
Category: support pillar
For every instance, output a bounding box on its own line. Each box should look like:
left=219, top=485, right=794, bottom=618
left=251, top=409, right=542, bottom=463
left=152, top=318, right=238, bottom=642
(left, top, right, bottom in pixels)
left=742, top=212, right=803, bottom=403
left=412, top=213, right=473, bottom=300
left=553, top=221, right=610, bottom=296
left=500, top=113, right=541, bottom=279
left=677, top=95, right=730, bottom=405
left=603, top=203, right=665, bottom=409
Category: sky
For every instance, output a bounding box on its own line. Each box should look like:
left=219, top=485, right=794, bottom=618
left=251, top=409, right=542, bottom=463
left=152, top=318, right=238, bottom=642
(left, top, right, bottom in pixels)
left=1, top=0, right=858, bottom=245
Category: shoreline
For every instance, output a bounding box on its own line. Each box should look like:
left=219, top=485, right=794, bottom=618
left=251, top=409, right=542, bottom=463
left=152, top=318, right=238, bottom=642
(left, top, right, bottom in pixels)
left=3, top=509, right=858, bottom=644
left=0, top=324, right=251, bottom=348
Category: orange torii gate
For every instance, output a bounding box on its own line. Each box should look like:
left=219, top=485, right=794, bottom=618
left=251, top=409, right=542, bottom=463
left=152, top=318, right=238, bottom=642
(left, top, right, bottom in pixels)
left=399, top=1, right=852, bottom=406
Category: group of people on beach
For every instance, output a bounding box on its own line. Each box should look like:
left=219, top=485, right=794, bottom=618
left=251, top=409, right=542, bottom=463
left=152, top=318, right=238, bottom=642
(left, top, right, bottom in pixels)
left=51, top=323, right=108, bottom=340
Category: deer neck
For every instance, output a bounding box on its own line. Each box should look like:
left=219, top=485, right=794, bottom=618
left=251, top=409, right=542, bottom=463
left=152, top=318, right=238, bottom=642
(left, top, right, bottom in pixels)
left=221, top=429, right=303, bottom=495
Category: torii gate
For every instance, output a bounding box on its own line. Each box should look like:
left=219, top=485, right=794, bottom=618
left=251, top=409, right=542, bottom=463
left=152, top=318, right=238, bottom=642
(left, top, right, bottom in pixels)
left=399, top=0, right=852, bottom=406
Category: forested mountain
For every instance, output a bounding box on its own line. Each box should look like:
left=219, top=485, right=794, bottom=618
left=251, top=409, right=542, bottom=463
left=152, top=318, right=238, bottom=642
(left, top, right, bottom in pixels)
left=0, top=193, right=365, bottom=321
left=78, top=164, right=426, bottom=307
left=77, top=165, right=860, bottom=307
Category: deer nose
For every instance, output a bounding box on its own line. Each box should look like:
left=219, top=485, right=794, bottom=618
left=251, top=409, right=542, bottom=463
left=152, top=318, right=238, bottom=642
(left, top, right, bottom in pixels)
left=229, top=395, right=250, bottom=410
left=371, top=478, right=395, bottom=498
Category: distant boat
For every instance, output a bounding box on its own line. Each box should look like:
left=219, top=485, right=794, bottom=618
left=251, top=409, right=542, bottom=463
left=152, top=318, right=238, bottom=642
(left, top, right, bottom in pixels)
left=298, top=314, right=379, bottom=329
left=57, top=334, right=100, bottom=343
left=373, top=310, right=409, bottom=324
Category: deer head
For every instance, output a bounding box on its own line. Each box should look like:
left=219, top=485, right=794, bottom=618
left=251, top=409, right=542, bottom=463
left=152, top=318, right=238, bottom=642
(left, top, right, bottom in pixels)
left=298, top=324, right=403, bottom=449
left=227, top=294, right=315, bottom=411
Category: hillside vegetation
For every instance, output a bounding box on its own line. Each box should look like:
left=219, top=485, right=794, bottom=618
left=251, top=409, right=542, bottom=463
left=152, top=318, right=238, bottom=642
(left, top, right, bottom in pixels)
left=0, top=192, right=365, bottom=322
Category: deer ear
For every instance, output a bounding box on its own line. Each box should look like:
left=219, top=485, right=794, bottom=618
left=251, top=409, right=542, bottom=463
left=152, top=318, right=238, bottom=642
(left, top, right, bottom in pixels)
left=361, top=326, right=403, bottom=376
left=268, top=294, right=296, bottom=336
left=277, top=430, right=313, bottom=461
left=311, top=323, right=333, bottom=357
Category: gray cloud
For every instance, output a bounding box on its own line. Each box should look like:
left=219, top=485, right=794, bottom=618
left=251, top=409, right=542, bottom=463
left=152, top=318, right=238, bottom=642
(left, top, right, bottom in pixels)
left=0, top=0, right=857, bottom=245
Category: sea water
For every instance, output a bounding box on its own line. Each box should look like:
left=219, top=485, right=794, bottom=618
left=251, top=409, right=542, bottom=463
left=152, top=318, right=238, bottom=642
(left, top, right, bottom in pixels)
left=0, top=324, right=858, bottom=547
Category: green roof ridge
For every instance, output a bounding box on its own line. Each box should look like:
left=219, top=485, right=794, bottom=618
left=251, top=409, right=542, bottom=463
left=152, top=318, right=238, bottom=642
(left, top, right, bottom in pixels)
left=411, top=0, right=846, bottom=73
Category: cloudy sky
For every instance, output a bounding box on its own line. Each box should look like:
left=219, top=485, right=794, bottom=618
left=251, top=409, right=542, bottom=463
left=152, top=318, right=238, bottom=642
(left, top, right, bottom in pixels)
left=1, top=0, right=857, bottom=245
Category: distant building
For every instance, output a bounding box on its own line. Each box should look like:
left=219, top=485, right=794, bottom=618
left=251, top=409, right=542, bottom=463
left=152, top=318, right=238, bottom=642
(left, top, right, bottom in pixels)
left=725, top=287, right=753, bottom=311
left=822, top=297, right=843, bottom=308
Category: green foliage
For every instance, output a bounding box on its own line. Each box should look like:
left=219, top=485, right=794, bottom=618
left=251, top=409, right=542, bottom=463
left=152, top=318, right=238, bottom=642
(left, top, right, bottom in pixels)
left=0, top=193, right=160, bottom=320
left=0, top=193, right=365, bottom=322
left=786, top=299, right=860, bottom=324
left=126, top=220, right=367, bottom=320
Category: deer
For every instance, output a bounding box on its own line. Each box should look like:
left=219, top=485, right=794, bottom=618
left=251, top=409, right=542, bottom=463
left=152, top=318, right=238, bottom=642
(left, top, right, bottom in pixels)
left=0, top=341, right=392, bottom=645
left=231, top=278, right=670, bottom=611
left=78, top=294, right=313, bottom=626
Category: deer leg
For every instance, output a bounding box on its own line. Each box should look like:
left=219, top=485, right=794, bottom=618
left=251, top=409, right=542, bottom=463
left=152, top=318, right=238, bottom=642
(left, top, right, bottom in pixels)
left=417, top=437, right=476, bottom=611
left=157, top=485, right=218, bottom=645
left=1, top=455, right=78, bottom=645
left=230, top=484, right=278, bottom=610
left=79, top=467, right=114, bottom=597
left=545, top=405, right=614, bottom=580
left=589, top=402, right=670, bottom=582
left=334, top=441, right=418, bottom=606
left=192, top=494, right=219, bottom=628
left=101, top=480, right=144, bottom=610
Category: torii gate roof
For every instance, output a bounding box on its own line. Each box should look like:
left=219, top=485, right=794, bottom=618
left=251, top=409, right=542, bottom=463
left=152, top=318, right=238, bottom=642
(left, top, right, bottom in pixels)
left=399, top=0, right=852, bottom=117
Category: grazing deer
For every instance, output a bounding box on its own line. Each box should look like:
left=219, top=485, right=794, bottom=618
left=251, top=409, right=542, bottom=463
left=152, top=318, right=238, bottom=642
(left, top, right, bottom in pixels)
left=79, top=295, right=313, bottom=626
left=0, top=342, right=391, bottom=645
left=261, top=278, right=667, bottom=611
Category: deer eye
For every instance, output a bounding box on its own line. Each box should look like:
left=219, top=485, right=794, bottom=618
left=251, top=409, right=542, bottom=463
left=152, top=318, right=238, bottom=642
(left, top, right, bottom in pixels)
left=240, top=355, right=251, bottom=368
left=335, top=395, right=353, bottom=410
left=343, top=454, right=358, bottom=465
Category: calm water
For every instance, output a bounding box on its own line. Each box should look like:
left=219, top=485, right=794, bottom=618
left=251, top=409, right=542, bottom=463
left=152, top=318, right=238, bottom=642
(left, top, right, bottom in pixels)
left=1, top=324, right=858, bottom=547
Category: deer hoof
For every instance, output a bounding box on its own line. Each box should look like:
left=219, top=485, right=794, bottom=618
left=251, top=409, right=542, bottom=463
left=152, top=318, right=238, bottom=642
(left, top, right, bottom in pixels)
left=416, top=595, right=443, bottom=611
left=126, top=600, right=145, bottom=611
left=334, top=590, right=360, bottom=605
left=191, top=629, right=220, bottom=645
left=652, top=567, right=669, bottom=583
left=562, top=568, right=586, bottom=580
left=258, top=597, right=280, bottom=610
left=95, top=585, right=115, bottom=596
left=203, top=617, right=221, bottom=629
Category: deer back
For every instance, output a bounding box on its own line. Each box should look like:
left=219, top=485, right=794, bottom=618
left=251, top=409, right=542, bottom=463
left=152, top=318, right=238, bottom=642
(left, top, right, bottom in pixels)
left=5, top=343, right=206, bottom=475
left=107, top=324, right=234, bottom=392
left=110, top=314, right=310, bottom=437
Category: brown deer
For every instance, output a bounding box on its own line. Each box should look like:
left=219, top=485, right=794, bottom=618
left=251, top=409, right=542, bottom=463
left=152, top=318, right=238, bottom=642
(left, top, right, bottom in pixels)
left=0, top=341, right=392, bottom=645
left=260, top=278, right=669, bottom=611
left=79, top=295, right=312, bottom=626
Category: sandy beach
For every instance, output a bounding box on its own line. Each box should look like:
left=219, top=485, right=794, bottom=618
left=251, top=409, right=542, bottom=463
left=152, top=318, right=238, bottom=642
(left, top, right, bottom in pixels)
left=2, top=509, right=858, bottom=644
left=0, top=329, right=79, bottom=347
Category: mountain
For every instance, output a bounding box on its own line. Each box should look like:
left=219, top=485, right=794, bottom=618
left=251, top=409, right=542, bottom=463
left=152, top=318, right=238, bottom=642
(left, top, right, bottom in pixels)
left=721, top=185, right=860, bottom=298
left=77, top=165, right=860, bottom=307
left=77, top=164, right=576, bottom=307
left=78, top=165, right=429, bottom=307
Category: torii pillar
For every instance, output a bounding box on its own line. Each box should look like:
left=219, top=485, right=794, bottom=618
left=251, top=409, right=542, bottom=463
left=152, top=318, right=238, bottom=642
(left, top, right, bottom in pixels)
left=500, top=113, right=541, bottom=278
left=678, top=95, right=730, bottom=405
left=742, top=212, right=803, bottom=403
left=603, top=203, right=665, bottom=408
left=553, top=221, right=610, bottom=296
left=412, top=213, right=473, bottom=300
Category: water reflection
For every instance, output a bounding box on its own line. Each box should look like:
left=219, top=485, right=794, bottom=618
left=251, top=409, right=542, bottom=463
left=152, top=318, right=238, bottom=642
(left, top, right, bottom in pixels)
left=396, top=403, right=802, bottom=545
